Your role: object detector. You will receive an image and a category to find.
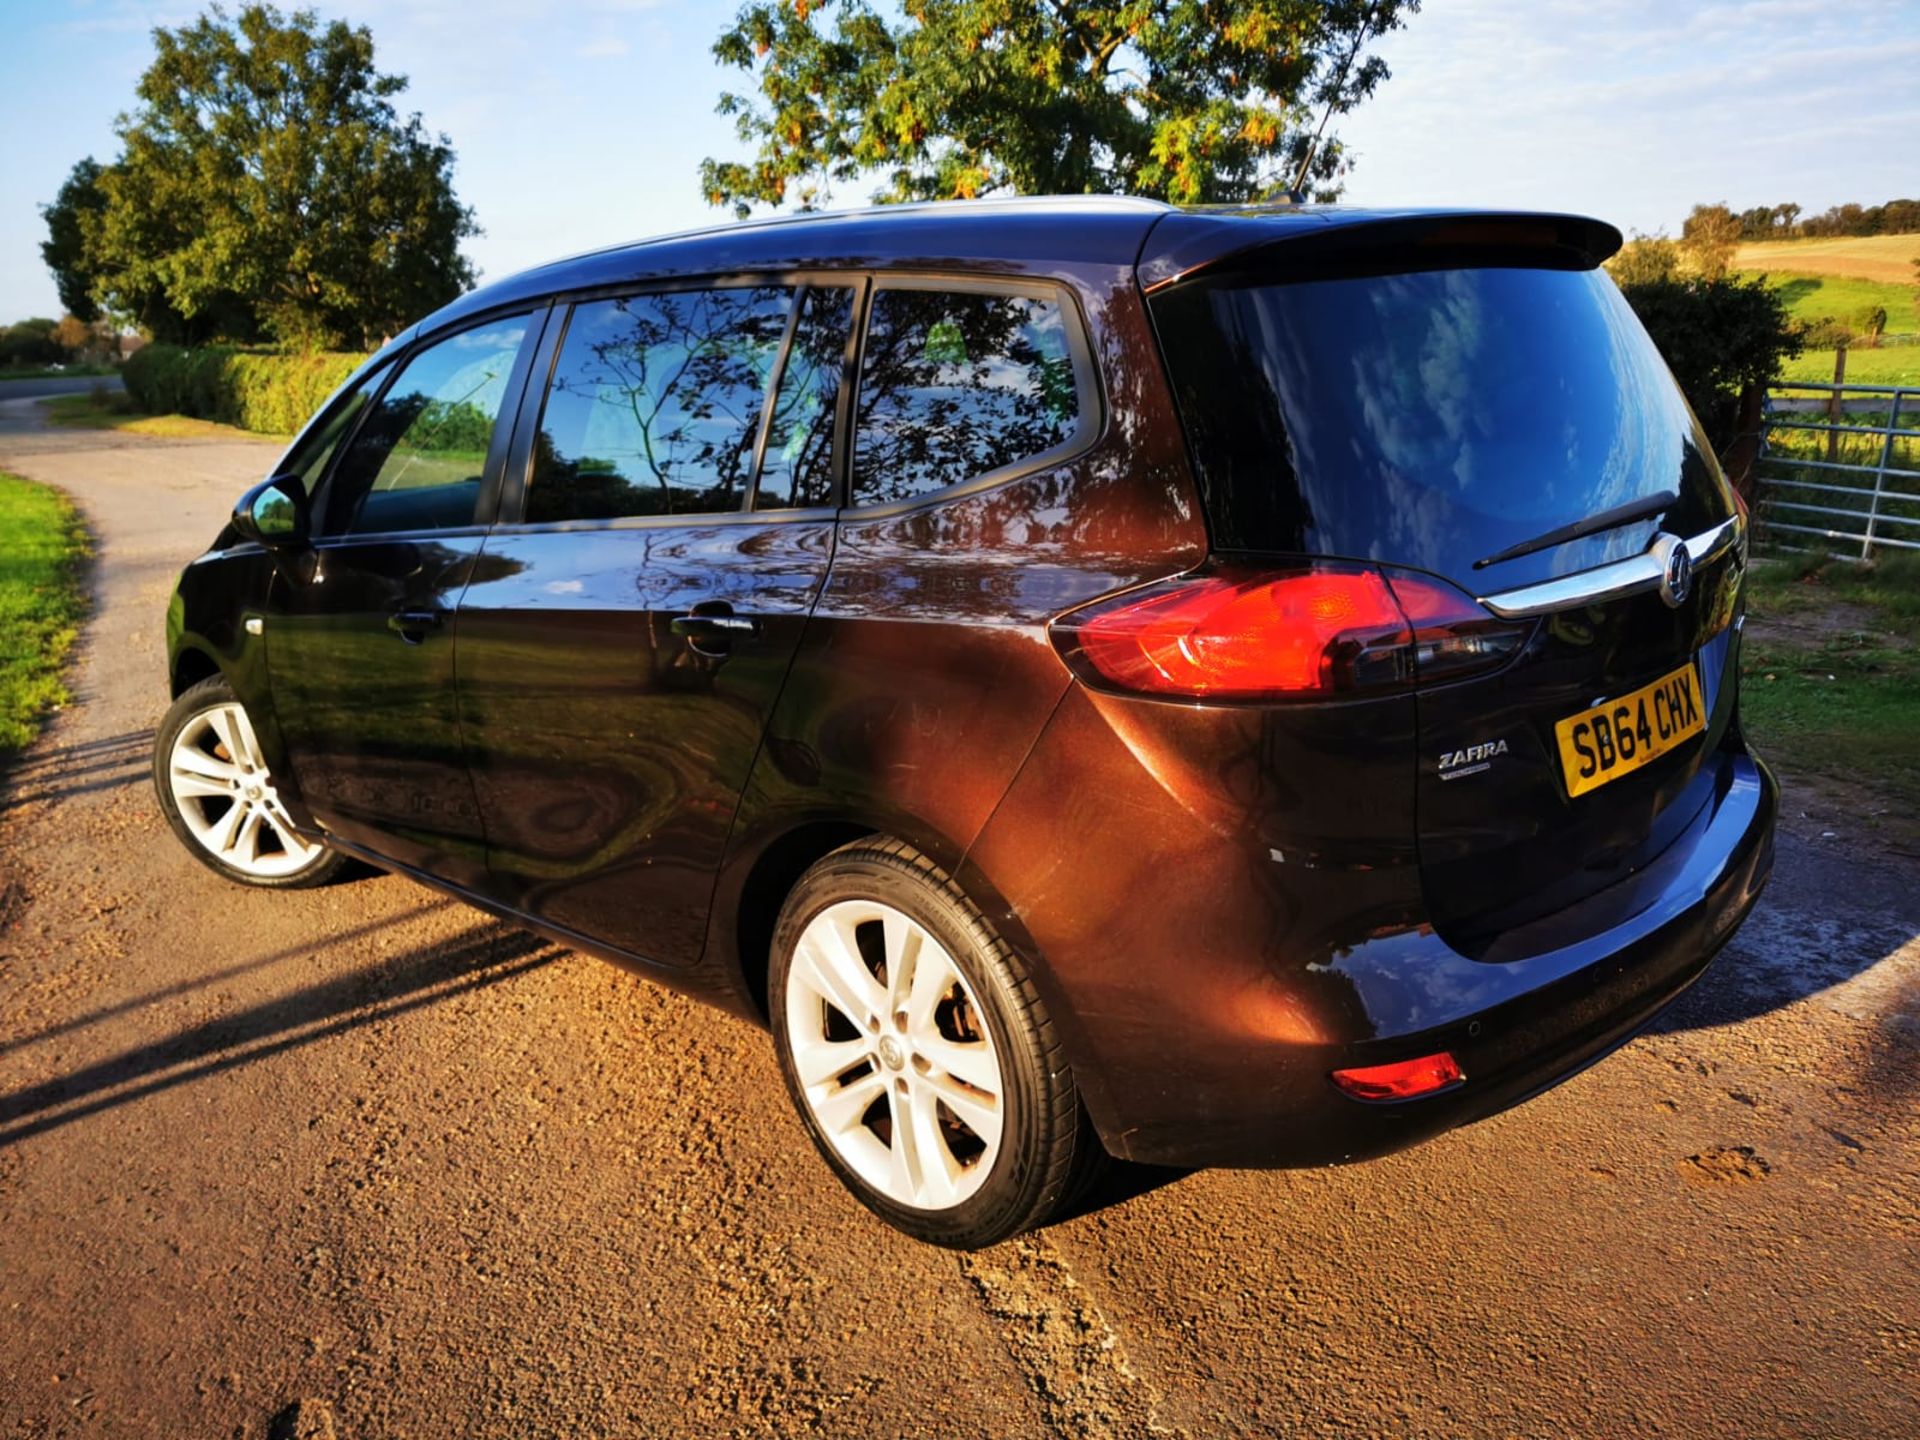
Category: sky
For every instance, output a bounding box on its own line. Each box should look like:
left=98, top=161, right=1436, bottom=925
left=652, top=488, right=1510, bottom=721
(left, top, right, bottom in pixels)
left=2, top=0, right=1917, bottom=323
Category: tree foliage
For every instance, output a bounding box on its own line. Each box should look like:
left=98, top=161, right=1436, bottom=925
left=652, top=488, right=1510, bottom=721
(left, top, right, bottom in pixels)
left=1680, top=203, right=1742, bottom=281
left=39, top=160, right=107, bottom=324
left=1605, top=234, right=1681, bottom=288
left=700, top=0, right=1418, bottom=215
left=1715, top=197, right=1920, bottom=241
left=41, top=5, right=477, bottom=348
left=0, top=320, right=66, bottom=369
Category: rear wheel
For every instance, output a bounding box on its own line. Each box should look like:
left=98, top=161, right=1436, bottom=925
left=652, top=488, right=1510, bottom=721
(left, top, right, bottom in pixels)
left=153, top=675, right=344, bottom=888
left=770, top=838, right=1102, bottom=1248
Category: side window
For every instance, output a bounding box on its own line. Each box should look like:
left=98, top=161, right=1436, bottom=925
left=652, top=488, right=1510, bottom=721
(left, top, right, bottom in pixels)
left=756, top=285, right=855, bottom=510
left=326, top=318, right=529, bottom=536
left=852, top=287, right=1082, bottom=508
left=526, top=287, right=794, bottom=523
left=276, top=360, right=392, bottom=499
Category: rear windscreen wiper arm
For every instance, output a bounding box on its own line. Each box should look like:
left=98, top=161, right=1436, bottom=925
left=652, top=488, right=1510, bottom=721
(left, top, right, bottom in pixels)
left=1472, top=489, right=1679, bottom=570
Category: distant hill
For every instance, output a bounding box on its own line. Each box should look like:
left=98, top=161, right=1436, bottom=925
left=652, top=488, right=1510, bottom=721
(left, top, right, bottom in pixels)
left=1730, top=233, right=1920, bottom=385
left=1733, top=233, right=1920, bottom=285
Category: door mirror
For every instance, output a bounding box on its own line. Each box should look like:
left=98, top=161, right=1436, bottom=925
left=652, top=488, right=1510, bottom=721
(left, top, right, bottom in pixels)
left=232, top=475, right=309, bottom=548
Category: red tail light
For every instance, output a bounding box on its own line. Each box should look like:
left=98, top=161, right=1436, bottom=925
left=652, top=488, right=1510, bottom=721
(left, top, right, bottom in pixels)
left=1331, top=1051, right=1465, bottom=1101
left=1050, top=563, right=1527, bottom=701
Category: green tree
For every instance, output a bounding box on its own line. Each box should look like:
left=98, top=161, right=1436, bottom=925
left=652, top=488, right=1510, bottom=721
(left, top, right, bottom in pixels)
left=1852, top=304, right=1888, bottom=346
left=700, top=0, right=1418, bottom=216
left=46, top=5, right=477, bottom=348
left=1605, top=234, right=1681, bottom=287
left=39, top=160, right=107, bottom=324
left=1679, top=202, right=1741, bottom=280
left=0, top=320, right=65, bottom=369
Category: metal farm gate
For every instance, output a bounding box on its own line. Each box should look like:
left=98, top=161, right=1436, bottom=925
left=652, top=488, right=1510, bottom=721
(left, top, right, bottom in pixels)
left=1756, top=383, right=1920, bottom=560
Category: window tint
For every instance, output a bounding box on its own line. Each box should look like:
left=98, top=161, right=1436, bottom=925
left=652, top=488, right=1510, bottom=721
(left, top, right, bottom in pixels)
left=328, top=320, right=528, bottom=535
left=756, top=286, right=854, bottom=509
left=853, top=289, right=1081, bottom=508
left=278, top=359, right=390, bottom=499
left=527, top=287, right=794, bottom=523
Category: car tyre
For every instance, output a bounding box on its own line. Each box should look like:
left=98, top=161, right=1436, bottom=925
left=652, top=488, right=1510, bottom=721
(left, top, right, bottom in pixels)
left=152, top=674, right=345, bottom=889
left=770, top=837, right=1104, bottom=1248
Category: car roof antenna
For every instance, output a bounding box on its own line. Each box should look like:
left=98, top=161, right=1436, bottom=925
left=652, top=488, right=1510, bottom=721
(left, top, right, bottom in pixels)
left=1285, top=0, right=1385, bottom=202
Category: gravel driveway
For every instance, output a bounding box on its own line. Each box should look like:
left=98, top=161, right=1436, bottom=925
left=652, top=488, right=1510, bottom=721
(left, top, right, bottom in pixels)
left=1, top=397, right=1916, bottom=1438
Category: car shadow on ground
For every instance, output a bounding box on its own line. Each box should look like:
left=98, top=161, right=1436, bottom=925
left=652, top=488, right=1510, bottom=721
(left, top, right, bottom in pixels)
left=0, top=727, right=153, bottom=813
left=0, top=920, right=557, bottom=1148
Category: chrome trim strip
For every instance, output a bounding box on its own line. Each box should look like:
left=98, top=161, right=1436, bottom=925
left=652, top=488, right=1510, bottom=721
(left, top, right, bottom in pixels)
left=1478, top=518, right=1739, bottom=619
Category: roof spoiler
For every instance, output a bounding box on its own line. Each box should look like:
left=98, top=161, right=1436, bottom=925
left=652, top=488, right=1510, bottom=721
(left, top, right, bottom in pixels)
left=1137, top=209, right=1625, bottom=293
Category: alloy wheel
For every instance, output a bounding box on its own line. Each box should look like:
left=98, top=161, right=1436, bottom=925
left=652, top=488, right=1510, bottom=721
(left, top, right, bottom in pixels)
left=783, top=899, right=1005, bottom=1211
left=165, top=701, right=324, bottom=879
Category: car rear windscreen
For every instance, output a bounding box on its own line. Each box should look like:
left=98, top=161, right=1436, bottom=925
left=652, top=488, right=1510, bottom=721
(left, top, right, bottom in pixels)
left=1149, top=265, right=1731, bottom=583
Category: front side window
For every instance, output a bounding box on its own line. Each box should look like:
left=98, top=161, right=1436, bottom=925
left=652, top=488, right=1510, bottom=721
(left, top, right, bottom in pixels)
left=278, top=358, right=391, bottom=500
left=853, top=288, right=1081, bottom=508
left=526, top=287, right=795, bottom=523
left=327, top=319, right=529, bottom=535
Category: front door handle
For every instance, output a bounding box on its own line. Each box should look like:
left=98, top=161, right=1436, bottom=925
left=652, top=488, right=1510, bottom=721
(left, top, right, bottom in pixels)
left=387, top=609, right=445, bottom=643
left=670, top=606, right=757, bottom=659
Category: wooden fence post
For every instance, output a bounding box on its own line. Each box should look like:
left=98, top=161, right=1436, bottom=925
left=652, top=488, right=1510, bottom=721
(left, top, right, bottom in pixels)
left=1825, top=345, right=1848, bottom=464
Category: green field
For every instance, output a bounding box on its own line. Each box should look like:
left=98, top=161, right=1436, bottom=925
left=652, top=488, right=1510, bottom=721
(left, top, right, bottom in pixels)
left=1780, top=345, right=1920, bottom=386
left=0, top=471, right=89, bottom=757
left=1740, top=555, right=1920, bottom=817
left=1747, top=271, right=1918, bottom=336
left=1731, top=231, right=1920, bottom=388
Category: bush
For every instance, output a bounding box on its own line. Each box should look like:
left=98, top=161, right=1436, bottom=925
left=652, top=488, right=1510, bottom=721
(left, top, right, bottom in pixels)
left=1796, top=316, right=1855, bottom=350
left=1853, top=304, right=1888, bottom=346
left=123, top=346, right=367, bottom=435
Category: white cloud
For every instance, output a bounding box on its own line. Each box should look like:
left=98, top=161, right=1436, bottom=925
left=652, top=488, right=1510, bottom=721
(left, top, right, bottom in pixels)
left=1337, top=0, right=1920, bottom=234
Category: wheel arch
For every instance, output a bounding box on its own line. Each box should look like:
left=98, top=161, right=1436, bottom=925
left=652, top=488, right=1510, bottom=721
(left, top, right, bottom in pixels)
left=170, top=644, right=223, bottom=698
left=714, top=806, right=998, bottom=1025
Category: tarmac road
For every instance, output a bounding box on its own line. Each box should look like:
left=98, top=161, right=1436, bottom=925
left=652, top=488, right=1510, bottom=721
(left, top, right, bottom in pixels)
left=0, top=373, right=125, bottom=403
left=1, top=398, right=1916, bottom=1439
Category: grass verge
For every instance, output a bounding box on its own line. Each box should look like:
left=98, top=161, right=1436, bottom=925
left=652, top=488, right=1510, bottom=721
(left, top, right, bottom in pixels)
left=1741, top=553, right=1920, bottom=822
left=0, top=471, right=90, bottom=758
left=40, top=390, right=281, bottom=442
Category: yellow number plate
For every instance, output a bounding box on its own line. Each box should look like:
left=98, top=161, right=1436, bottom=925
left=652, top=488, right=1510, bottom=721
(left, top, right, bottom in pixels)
left=1554, top=663, right=1704, bottom=799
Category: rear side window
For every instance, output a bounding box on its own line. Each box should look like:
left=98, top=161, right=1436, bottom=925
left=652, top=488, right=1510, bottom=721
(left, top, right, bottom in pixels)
left=327, top=320, right=529, bottom=535
left=1150, top=266, right=1728, bottom=583
left=756, top=285, right=855, bottom=510
left=853, top=288, right=1082, bottom=508
left=526, top=287, right=794, bottom=523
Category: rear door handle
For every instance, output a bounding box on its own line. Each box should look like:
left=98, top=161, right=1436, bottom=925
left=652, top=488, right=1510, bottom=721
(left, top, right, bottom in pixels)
left=670, top=608, right=757, bottom=659
left=387, top=609, right=445, bottom=643
left=669, top=614, right=758, bottom=640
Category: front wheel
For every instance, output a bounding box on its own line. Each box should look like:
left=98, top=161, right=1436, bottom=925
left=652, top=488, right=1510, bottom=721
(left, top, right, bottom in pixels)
left=152, top=675, right=344, bottom=888
left=770, top=838, right=1103, bottom=1248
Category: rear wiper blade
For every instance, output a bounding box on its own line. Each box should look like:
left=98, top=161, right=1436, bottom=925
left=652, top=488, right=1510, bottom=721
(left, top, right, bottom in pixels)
left=1472, top=489, right=1679, bottom=570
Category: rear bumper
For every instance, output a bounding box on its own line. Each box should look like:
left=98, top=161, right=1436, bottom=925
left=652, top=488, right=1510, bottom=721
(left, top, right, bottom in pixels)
left=966, top=692, right=1778, bottom=1168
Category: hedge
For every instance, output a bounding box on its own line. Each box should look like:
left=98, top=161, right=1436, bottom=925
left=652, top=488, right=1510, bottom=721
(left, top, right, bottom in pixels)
left=123, top=345, right=369, bottom=436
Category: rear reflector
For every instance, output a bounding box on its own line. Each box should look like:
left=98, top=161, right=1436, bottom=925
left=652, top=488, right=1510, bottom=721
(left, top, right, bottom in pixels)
left=1049, top=562, right=1528, bottom=701
left=1330, top=1051, right=1466, bottom=1102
